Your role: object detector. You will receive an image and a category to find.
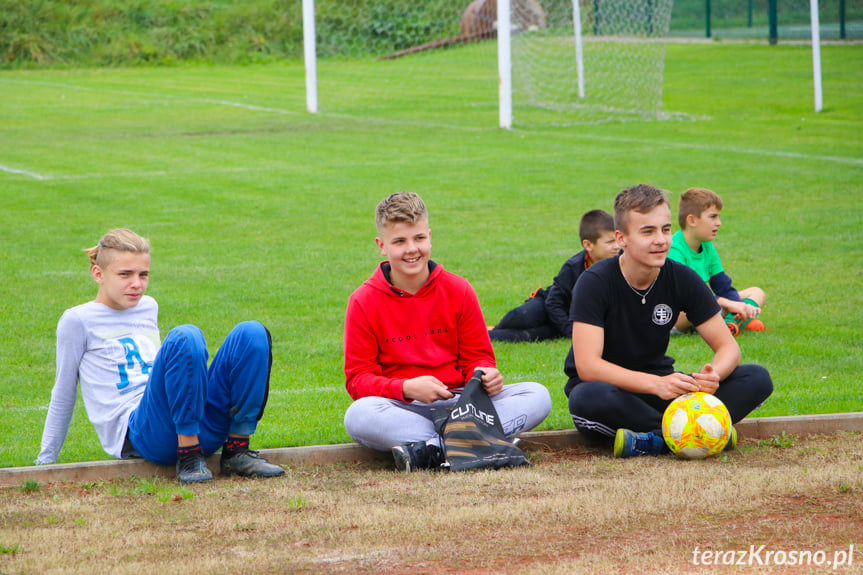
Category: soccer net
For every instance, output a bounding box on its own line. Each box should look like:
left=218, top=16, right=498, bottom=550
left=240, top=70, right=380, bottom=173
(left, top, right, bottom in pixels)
left=504, top=0, right=675, bottom=124
left=305, top=0, right=674, bottom=126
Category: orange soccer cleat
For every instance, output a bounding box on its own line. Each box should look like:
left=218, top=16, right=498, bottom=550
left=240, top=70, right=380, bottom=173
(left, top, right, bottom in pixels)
left=744, top=318, right=766, bottom=332
left=726, top=321, right=739, bottom=338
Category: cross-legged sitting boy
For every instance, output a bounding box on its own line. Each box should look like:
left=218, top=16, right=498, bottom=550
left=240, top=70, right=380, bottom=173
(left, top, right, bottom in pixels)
left=564, top=184, right=773, bottom=458
left=36, top=229, right=285, bottom=484
left=489, top=209, right=618, bottom=342
left=343, top=192, right=552, bottom=471
left=668, top=187, right=766, bottom=335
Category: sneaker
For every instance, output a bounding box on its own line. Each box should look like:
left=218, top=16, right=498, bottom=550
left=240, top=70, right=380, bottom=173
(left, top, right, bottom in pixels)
left=220, top=449, right=285, bottom=478
left=725, top=321, right=740, bottom=338
left=613, top=429, right=666, bottom=458
left=392, top=441, right=443, bottom=472
left=724, top=426, right=738, bottom=452
left=744, top=319, right=765, bottom=332
left=176, top=450, right=214, bottom=484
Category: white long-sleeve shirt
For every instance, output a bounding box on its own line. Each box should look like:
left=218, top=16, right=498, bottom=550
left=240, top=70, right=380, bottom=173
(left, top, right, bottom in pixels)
left=36, top=296, right=161, bottom=463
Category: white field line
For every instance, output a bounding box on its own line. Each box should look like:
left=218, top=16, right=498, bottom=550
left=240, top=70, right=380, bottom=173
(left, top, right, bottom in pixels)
left=0, top=164, right=48, bottom=180
left=8, top=387, right=341, bottom=413
left=568, top=133, right=863, bottom=167
left=0, top=79, right=300, bottom=116
left=2, top=79, right=861, bottom=181
left=270, top=387, right=342, bottom=395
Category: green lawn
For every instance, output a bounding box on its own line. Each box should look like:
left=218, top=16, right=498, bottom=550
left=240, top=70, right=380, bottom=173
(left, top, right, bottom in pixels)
left=1, top=41, right=861, bottom=468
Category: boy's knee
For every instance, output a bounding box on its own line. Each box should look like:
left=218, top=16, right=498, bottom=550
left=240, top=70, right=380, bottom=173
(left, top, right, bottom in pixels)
left=229, top=321, right=271, bottom=354
left=742, top=287, right=766, bottom=306
left=529, top=383, right=553, bottom=418
left=164, top=325, right=207, bottom=356
left=344, top=397, right=386, bottom=443
left=744, top=364, right=773, bottom=398
left=232, top=320, right=268, bottom=340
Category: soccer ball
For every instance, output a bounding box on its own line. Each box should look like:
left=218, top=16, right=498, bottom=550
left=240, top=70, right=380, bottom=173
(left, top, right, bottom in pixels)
left=662, top=392, right=732, bottom=459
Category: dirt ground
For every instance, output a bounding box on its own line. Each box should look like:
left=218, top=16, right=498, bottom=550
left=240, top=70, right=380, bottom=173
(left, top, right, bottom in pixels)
left=1, top=432, right=861, bottom=574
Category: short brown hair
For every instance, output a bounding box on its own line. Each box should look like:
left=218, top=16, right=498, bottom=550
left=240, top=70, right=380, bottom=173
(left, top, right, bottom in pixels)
left=84, top=228, right=150, bottom=269
left=678, top=187, right=723, bottom=229
left=375, top=192, right=428, bottom=231
left=613, top=184, right=669, bottom=234
left=579, top=209, right=614, bottom=243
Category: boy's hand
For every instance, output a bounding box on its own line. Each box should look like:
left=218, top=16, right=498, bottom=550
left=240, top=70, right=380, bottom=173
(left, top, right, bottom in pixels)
left=403, top=376, right=454, bottom=404
left=725, top=299, right=760, bottom=321
left=653, top=373, right=698, bottom=400
left=691, top=364, right=720, bottom=394
left=478, top=367, right=503, bottom=396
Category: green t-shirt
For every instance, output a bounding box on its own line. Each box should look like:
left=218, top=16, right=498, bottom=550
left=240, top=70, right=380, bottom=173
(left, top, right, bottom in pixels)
left=668, top=230, right=724, bottom=283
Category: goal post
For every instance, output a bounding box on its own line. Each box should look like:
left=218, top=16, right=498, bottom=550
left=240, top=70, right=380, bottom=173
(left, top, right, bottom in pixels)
left=301, top=0, right=830, bottom=124
left=498, top=0, right=513, bottom=129
left=302, top=0, right=674, bottom=127
left=810, top=0, right=823, bottom=112
left=303, top=0, right=318, bottom=114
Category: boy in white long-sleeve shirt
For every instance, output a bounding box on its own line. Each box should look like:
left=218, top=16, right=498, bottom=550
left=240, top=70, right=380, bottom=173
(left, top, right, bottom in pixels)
left=36, top=228, right=284, bottom=484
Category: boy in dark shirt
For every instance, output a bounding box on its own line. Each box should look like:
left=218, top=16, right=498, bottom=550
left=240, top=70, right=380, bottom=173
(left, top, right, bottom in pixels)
left=489, top=210, right=617, bottom=342
left=564, top=185, right=773, bottom=458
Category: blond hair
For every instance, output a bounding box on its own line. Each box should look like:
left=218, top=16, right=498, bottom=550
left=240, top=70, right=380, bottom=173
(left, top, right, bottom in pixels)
left=84, top=228, right=150, bottom=268
left=613, top=184, right=669, bottom=234
left=375, top=192, right=428, bottom=231
left=678, top=187, right=723, bottom=229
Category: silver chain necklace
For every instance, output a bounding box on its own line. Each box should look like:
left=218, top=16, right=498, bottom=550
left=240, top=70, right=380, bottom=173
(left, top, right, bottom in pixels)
left=621, top=267, right=660, bottom=305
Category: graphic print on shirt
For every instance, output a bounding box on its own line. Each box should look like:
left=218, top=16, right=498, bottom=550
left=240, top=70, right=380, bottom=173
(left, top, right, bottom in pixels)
left=384, top=327, right=449, bottom=345
left=653, top=304, right=673, bottom=326
left=116, top=336, right=152, bottom=393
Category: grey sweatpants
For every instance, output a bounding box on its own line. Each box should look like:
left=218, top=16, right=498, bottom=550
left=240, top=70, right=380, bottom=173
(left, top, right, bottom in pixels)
left=343, top=381, right=552, bottom=452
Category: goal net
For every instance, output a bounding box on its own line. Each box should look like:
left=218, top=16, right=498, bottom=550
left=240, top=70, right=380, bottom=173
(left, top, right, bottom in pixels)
left=306, top=0, right=675, bottom=126
left=502, top=0, right=675, bottom=124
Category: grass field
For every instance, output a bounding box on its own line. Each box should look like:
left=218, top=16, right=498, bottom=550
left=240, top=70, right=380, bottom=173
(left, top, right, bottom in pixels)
left=1, top=41, right=862, bottom=469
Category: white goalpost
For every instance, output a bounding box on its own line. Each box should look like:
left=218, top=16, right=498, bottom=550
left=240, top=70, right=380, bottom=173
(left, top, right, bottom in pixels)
left=303, top=0, right=318, bottom=114
left=498, top=0, right=513, bottom=129
left=301, top=0, right=823, bottom=126
left=302, top=0, right=674, bottom=127
left=810, top=0, right=823, bottom=112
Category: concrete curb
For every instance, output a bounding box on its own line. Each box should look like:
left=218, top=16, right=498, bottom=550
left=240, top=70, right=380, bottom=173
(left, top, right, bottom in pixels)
left=3, top=412, right=861, bottom=489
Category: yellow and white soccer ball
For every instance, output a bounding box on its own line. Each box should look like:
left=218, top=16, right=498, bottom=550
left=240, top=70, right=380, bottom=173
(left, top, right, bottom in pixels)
left=662, top=392, right=732, bottom=459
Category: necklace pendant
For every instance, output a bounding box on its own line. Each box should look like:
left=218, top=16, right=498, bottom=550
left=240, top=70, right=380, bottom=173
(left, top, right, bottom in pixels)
left=641, top=296, right=646, bottom=305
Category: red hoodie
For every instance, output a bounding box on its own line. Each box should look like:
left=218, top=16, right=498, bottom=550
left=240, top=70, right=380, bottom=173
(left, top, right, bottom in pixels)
left=344, top=261, right=496, bottom=402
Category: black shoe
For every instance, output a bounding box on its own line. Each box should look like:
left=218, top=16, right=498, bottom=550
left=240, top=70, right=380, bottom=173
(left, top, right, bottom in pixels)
left=176, top=450, right=214, bottom=484
left=220, top=449, right=285, bottom=478
left=392, top=441, right=443, bottom=472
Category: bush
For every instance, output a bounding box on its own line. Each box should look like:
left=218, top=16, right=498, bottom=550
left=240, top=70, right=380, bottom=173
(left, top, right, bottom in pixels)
left=0, top=0, right=305, bottom=68
left=0, top=0, right=467, bottom=68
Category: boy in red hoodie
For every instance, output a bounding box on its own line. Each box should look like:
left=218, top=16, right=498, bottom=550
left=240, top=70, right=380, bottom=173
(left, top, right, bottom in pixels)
left=343, top=192, right=552, bottom=471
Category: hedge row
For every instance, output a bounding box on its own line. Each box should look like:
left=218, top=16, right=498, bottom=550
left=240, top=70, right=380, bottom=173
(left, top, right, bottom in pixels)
left=0, top=0, right=461, bottom=68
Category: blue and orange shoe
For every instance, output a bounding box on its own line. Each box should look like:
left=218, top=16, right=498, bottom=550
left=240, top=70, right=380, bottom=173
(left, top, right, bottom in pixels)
left=613, top=429, right=666, bottom=458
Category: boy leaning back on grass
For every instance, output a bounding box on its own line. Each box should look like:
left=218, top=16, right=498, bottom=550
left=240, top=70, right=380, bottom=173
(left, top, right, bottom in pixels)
left=343, top=192, right=552, bottom=471
left=668, top=187, right=766, bottom=335
left=564, top=184, right=773, bottom=458
left=488, top=209, right=618, bottom=343
left=36, top=229, right=284, bottom=484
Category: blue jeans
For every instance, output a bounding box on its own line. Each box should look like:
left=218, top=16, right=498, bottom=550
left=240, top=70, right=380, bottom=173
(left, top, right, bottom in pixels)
left=127, top=321, right=272, bottom=465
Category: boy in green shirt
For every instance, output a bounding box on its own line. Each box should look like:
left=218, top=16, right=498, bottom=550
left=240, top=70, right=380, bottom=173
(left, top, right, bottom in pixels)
left=668, top=187, right=766, bottom=335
